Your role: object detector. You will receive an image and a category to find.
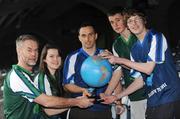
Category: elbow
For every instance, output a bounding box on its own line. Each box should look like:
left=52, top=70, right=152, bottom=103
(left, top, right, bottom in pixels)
left=33, top=94, right=55, bottom=108
left=140, top=80, right=144, bottom=88
left=43, top=109, right=52, bottom=116
left=145, top=70, right=152, bottom=75
left=42, top=102, right=51, bottom=108
left=144, top=62, right=155, bottom=75
left=144, top=68, right=154, bottom=75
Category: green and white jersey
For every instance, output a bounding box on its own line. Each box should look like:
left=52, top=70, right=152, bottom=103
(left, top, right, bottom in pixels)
left=34, top=71, right=62, bottom=97
left=112, top=34, right=146, bottom=101
left=34, top=73, right=52, bottom=96
left=3, top=65, right=43, bottom=119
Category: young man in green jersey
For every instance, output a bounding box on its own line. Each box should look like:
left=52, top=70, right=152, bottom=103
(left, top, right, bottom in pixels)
left=101, top=7, right=147, bottom=119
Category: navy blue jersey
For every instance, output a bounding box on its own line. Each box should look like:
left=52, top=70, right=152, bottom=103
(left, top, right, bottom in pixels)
left=130, top=29, right=180, bottom=107
left=63, top=48, right=110, bottom=111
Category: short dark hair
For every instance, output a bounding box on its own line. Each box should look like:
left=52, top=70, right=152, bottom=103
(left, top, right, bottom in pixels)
left=126, top=9, right=147, bottom=25
left=78, top=22, right=96, bottom=34
left=107, top=6, right=125, bottom=16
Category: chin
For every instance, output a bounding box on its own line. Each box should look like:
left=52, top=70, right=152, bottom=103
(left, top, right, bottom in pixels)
left=28, top=62, right=36, bottom=66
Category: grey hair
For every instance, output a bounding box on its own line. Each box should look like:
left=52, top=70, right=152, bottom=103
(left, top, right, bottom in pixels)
left=16, top=34, right=39, bottom=48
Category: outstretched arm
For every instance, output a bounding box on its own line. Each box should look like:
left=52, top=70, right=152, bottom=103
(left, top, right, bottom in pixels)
left=34, top=93, right=94, bottom=109
left=104, top=69, right=123, bottom=95
left=102, top=77, right=144, bottom=104
left=103, top=55, right=155, bottom=75
left=64, top=84, right=91, bottom=97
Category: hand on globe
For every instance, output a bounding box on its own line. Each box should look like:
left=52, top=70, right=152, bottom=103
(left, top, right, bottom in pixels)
left=98, top=49, right=112, bottom=58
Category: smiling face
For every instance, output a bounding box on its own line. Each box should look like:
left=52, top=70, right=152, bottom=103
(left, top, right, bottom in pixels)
left=17, top=39, right=39, bottom=68
left=44, top=48, right=61, bottom=73
left=108, top=13, right=126, bottom=34
left=127, top=15, right=146, bottom=36
left=78, top=26, right=97, bottom=50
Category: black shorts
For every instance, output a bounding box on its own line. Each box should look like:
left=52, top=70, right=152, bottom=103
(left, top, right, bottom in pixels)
left=145, top=100, right=180, bottom=119
left=68, top=107, right=112, bottom=119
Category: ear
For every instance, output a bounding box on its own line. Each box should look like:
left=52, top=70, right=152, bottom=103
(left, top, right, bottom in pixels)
left=95, top=33, right=98, bottom=40
left=78, top=35, right=81, bottom=41
left=16, top=47, right=21, bottom=54
left=43, top=59, right=47, bottom=63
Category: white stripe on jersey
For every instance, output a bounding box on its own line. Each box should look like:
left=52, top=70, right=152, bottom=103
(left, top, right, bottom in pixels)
left=148, top=34, right=167, bottom=64
left=67, top=53, right=78, bottom=79
left=34, top=74, right=52, bottom=95
left=130, top=53, right=142, bottom=78
left=112, top=46, right=122, bottom=71
left=10, top=70, right=36, bottom=102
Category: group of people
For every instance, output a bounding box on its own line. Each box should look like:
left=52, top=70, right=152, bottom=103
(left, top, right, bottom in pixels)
left=3, top=6, right=180, bottom=119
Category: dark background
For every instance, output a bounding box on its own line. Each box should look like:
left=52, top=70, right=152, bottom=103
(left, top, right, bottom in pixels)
left=0, top=0, right=180, bottom=119
left=0, top=0, right=180, bottom=69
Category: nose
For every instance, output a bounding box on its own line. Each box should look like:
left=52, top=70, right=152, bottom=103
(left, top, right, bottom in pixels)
left=31, top=51, right=38, bottom=57
left=85, top=35, right=91, bottom=42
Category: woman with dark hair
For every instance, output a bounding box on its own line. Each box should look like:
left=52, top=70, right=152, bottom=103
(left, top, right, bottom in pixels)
left=34, top=43, right=68, bottom=119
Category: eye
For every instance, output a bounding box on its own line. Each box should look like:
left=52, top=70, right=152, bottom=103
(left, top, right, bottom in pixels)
left=81, top=34, right=86, bottom=38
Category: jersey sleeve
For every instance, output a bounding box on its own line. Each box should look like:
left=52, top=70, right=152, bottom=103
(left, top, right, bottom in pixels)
left=9, top=70, right=41, bottom=102
left=112, top=46, right=122, bottom=71
left=147, top=33, right=167, bottom=64
left=34, top=74, right=52, bottom=95
left=130, top=53, right=142, bottom=79
left=63, top=54, right=77, bottom=85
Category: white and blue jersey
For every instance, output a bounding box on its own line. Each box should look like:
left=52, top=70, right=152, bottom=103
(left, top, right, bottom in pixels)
left=130, top=29, right=180, bottom=107
left=63, top=48, right=110, bottom=111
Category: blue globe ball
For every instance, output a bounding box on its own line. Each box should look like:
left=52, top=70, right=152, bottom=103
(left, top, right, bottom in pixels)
left=80, top=56, right=112, bottom=87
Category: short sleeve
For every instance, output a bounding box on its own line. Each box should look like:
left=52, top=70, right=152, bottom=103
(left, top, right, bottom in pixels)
left=10, top=71, right=41, bottom=102
left=112, top=46, right=122, bottom=71
left=147, top=34, right=167, bottom=64
left=130, top=53, right=142, bottom=79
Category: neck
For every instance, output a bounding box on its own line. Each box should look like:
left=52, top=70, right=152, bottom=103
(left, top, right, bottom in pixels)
left=120, top=28, right=131, bottom=41
left=17, top=62, right=33, bottom=72
left=83, top=46, right=96, bottom=56
left=48, top=68, right=56, bottom=76
left=137, top=28, right=148, bottom=41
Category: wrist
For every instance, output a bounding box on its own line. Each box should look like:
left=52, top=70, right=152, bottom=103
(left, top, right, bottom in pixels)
left=114, top=95, right=119, bottom=101
left=115, top=100, right=122, bottom=105
left=81, top=88, right=87, bottom=93
left=115, top=94, right=123, bottom=101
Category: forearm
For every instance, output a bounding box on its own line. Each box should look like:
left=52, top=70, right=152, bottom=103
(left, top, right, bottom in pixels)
left=34, top=94, right=80, bottom=108
left=64, top=84, right=86, bottom=93
left=44, top=108, right=68, bottom=116
left=105, top=70, right=123, bottom=95
left=114, top=82, right=122, bottom=95
left=117, top=58, right=155, bottom=75
left=116, top=77, right=144, bottom=99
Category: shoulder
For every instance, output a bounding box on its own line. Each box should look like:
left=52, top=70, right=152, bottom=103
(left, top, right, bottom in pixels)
left=65, top=49, right=81, bottom=61
left=149, top=29, right=163, bottom=37
left=114, top=36, right=121, bottom=42
left=113, top=36, right=123, bottom=47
